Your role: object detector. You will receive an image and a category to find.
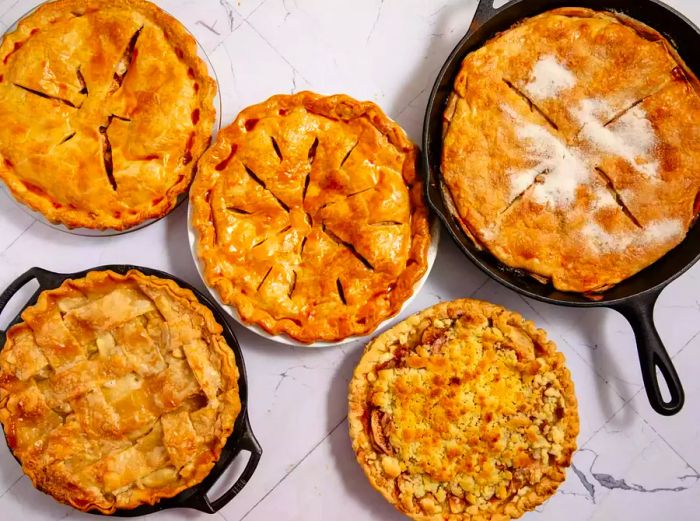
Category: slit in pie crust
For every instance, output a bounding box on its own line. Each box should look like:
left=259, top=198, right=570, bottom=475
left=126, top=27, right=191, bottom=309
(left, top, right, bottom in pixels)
left=441, top=8, right=700, bottom=293
left=190, top=92, right=432, bottom=344
left=348, top=299, right=579, bottom=520
left=0, top=270, right=241, bottom=513
left=0, top=0, right=217, bottom=230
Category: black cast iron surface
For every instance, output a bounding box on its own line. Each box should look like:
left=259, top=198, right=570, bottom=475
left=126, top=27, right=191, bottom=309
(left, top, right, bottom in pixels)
left=0, top=265, right=262, bottom=516
left=423, top=0, right=700, bottom=415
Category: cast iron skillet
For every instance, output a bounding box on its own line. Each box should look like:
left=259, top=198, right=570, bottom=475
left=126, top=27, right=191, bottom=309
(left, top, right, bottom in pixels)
left=0, top=265, right=262, bottom=516
left=423, top=0, right=700, bottom=416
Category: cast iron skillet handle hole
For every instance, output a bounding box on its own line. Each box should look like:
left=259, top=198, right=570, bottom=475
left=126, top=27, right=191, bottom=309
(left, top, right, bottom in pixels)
left=468, top=0, right=506, bottom=33
left=0, top=267, right=56, bottom=345
left=612, top=290, right=684, bottom=416
left=189, top=415, right=263, bottom=513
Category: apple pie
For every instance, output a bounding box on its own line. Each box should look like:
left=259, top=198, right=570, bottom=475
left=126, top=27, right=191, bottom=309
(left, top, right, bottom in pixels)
left=191, top=92, right=431, bottom=344
left=0, top=270, right=240, bottom=513
left=0, top=0, right=216, bottom=230
left=349, top=299, right=579, bottom=520
left=442, top=8, right=700, bottom=293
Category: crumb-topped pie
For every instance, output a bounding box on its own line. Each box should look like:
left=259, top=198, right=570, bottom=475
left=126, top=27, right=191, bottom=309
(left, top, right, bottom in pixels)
left=191, top=92, right=431, bottom=344
left=0, top=270, right=240, bottom=513
left=349, top=299, right=579, bottom=520
left=442, top=8, right=700, bottom=293
left=0, top=0, right=216, bottom=230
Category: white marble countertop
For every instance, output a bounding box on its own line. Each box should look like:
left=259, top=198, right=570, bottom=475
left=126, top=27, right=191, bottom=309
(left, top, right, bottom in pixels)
left=1, top=0, right=699, bottom=520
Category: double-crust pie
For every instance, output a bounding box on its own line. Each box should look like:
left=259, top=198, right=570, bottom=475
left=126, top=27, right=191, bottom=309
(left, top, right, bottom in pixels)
left=0, top=270, right=240, bottom=513
left=0, top=0, right=216, bottom=230
left=349, top=299, right=579, bottom=520
left=442, top=8, right=700, bottom=293
left=191, top=92, right=431, bottom=344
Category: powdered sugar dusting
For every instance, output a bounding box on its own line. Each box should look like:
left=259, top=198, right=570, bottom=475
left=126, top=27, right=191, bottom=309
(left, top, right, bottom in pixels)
left=509, top=167, right=541, bottom=200
left=573, top=99, right=659, bottom=178
left=591, top=186, right=618, bottom=210
left=503, top=105, right=591, bottom=207
left=494, top=54, right=675, bottom=259
left=582, top=219, right=684, bottom=253
left=644, top=219, right=684, bottom=244
left=524, top=55, right=576, bottom=101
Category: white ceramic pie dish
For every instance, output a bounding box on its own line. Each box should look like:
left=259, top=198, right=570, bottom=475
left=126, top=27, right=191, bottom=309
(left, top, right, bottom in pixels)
left=0, top=2, right=222, bottom=238
left=187, top=201, right=440, bottom=348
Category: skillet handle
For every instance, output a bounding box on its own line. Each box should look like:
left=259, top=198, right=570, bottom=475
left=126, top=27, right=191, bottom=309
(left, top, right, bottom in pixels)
left=0, top=267, right=55, bottom=346
left=188, top=415, right=262, bottom=513
left=612, top=290, right=684, bottom=416
left=468, top=0, right=506, bottom=33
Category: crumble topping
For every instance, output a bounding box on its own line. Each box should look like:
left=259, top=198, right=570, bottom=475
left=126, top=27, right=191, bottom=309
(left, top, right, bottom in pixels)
left=349, top=299, right=579, bottom=520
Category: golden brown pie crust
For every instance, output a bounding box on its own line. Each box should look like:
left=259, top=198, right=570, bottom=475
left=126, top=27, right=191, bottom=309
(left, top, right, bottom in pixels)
left=191, top=92, right=431, bottom=344
left=0, top=270, right=240, bottom=513
left=349, top=299, right=579, bottom=521
left=0, top=0, right=217, bottom=230
left=442, top=8, right=700, bottom=293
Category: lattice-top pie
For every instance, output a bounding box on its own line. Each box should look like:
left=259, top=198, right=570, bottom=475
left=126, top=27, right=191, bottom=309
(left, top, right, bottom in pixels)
left=191, top=92, right=431, bottom=344
left=349, top=299, right=579, bottom=521
left=442, top=8, right=700, bottom=293
left=0, top=0, right=216, bottom=230
left=0, top=270, right=240, bottom=513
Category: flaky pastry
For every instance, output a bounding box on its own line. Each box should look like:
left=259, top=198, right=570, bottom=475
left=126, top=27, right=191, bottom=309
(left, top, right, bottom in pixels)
left=442, top=8, right=700, bottom=293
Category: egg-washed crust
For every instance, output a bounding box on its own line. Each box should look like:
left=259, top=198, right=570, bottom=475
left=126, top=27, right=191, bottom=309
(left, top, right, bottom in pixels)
left=441, top=7, right=700, bottom=293
left=0, top=0, right=217, bottom=230
left=348, top=299, right=579, bottom=521
left=0, top=270, right=240, bottom=514
left=191, top=91, right=431, bottom=344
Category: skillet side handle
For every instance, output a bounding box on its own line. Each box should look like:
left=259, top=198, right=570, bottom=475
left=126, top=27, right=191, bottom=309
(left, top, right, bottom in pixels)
left=612, top=291, right=684, bottom=416
left=468, top=0, right=502, bottom=33
left=0, top=267, right=53, bottom=346
left=188, top=415, right=263, bottom=513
